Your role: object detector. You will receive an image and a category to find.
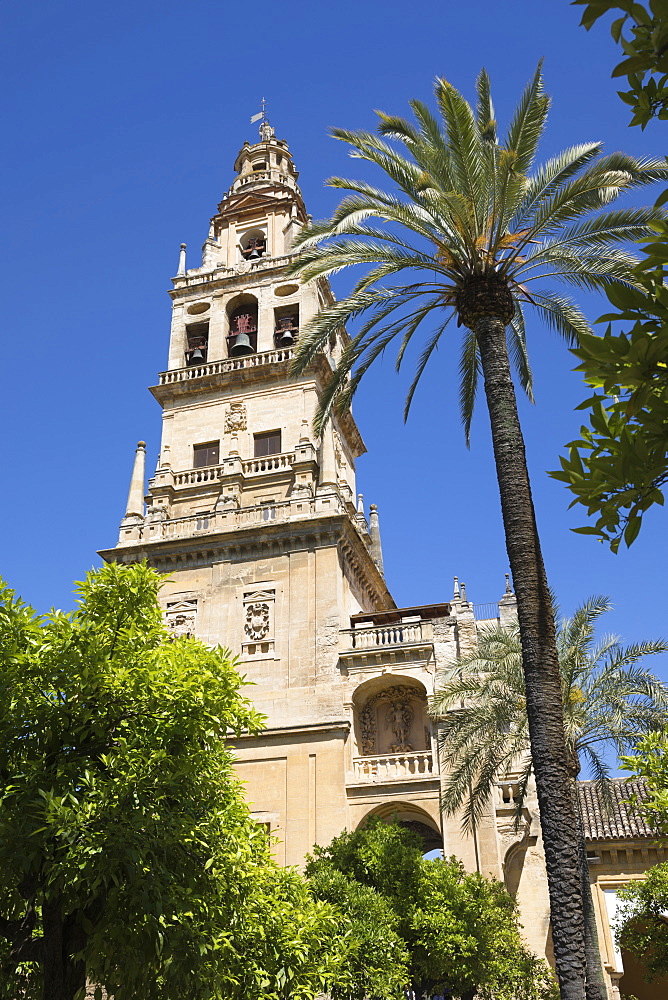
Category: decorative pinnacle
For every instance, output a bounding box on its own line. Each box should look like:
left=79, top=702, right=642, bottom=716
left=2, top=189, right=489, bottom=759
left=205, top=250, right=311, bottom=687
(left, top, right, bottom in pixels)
left=453, top=576, right=460, bottom=599
left=505, top=573, right=512, bottom=595
left=251, top=97, right=275, bottom=141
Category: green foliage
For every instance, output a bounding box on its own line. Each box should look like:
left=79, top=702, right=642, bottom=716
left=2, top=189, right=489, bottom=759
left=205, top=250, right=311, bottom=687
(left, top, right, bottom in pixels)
left=614, top=735, right=668, bottom=980
left=560, top=4, right=668, bottom=548
left=306, top=864, right=409, bottom=1000
left=574, top=1, right=668, bottom=128
left=306, top=819, right=558, bottom=1000
left=616, top=862, right=668, bottom=978
left=432, top=597, right=668, bottom=830
left=0, top=564, right=344, bottom=1000
left=287, top=65, right=666, bottom=438
left=621, top=730, right=668, bottom=834
left=551, top=229, right=668, bottom=551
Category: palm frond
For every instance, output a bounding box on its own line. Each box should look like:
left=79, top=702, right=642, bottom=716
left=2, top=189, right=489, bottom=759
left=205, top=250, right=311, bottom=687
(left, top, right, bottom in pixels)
left=475, top=67, right=497, bottom=144
left=513, top=143, right=603, bottom=226
left=529, top=289, right=592, bottom=344
left=402, top=316, right=453, bottom=422
left=502, top=62, right=549, bottom=177
left=505, top=305, right=534, bottom=406
left=458, top=328, right=480, bottom=445
left=434, top=77, right=486, bottom=236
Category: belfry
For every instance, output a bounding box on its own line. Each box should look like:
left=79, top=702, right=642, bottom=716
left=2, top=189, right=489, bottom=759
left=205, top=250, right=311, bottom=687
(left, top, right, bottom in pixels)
left=99, top=118, right=499, bottom=865
left=99, top=118, right=531, bottom=908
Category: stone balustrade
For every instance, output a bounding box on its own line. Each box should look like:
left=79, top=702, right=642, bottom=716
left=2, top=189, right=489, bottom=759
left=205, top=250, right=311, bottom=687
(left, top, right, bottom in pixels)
left=159, top=348, right=294, bottom=385
left=171, top=452, right=296, bottom=488
left=340, top=620, right=431, bottom=649
left=497, top=779, right=523, bottom=805
left=173, top=465, right=227, bottom=486
left=172, top=253, right=297, bottom=289
left=242, top=452, right=295, bottom=475
left=155, top=499, right=306, bottom=540
left=351, top=751, right=434, bottom=781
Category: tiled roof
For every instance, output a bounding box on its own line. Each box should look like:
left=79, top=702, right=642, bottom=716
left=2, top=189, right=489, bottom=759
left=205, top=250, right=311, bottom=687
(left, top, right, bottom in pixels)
left=578, top=777, right=654, bottom=842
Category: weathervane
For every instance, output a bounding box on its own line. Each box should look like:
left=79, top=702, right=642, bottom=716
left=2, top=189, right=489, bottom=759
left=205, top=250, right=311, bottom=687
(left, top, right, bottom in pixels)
left=250, top=98, right=274, bottom=140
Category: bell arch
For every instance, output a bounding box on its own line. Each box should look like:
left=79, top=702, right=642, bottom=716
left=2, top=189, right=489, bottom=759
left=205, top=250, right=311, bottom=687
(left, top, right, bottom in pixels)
left=226, top=293, right=258, bottom=357
left=239, top=228, right=267, bottom=261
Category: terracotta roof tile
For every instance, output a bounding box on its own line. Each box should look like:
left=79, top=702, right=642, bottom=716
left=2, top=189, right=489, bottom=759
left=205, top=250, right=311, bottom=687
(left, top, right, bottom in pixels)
left=578, top=777, right=654, bottom=842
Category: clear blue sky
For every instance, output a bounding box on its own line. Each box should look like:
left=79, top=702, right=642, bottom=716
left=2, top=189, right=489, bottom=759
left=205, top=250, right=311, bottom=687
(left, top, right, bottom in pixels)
left=2, top=0, right=667, bottom=686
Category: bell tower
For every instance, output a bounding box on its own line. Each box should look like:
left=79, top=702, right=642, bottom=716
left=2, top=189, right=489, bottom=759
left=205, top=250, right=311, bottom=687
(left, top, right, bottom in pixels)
left=101, top=122, right=511, bottom=876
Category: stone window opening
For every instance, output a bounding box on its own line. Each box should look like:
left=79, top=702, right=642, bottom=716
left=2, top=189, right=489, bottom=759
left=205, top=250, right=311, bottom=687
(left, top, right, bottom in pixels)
left=274, top=304, right=299, bottom=348
left=193, top=441, right=220, bottom=468
left=227, top=295, right=258, bottom=357
left=185, top=321, right=209, bottom=366
left=254, top=430, right=282, bottom=458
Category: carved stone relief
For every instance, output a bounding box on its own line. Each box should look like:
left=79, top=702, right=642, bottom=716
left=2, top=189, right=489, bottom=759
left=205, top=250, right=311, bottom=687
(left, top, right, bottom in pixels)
left=245, top=602, right=270, bottom=641
left=165, top=599, right=198, bottom=639
left=358, top=685, right=427, bottom=755
left=333, top=429, right=346, bottom=474
left=225, top=401, right=247, bottom=433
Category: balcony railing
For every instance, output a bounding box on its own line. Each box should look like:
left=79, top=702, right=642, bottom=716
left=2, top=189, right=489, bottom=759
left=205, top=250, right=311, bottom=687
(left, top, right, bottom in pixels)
left=351, top=751, right=434, bottom=782
left=474, top=602, right=500, bottom=621
left=158, top=348, right=293, bottom=385
left=340, top=621, right=430, bottom=649
left=171, top=453, right=296, bottom=487
left=155, top=499, right=304, bottom=539
left=242, top=452, right=295, bottom=475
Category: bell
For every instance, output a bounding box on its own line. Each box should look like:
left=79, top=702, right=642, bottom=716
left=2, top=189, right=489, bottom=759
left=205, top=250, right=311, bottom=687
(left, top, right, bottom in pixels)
left=189, top=347, right=205, bottom=363
left=230, top=332, right=254, bottom=357
left=248, top=246, right=260, bottom=259
left=277, top=328, right=295, bottom=348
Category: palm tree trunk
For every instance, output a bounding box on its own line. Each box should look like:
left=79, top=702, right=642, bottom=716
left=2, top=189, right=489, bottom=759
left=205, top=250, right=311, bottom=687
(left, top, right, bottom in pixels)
left=475, top=314, right=586, bottom=1000
left=569, top=779, right=608, bottom=1000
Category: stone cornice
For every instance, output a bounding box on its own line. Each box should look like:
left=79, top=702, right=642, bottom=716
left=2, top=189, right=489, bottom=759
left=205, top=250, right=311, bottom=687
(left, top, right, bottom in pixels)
left=100, top=510, right=395, bottom=611
left=231, top=720, right=350, bottom=743
left=170, top=253, right=298, bottom=296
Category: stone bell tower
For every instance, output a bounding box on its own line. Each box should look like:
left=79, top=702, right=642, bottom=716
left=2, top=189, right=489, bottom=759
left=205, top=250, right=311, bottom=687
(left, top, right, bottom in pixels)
left=99, top=120, right=518, bottom=879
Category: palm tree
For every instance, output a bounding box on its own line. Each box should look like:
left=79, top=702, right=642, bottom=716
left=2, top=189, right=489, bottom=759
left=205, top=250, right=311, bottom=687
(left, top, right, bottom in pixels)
left=287, top=66, right=667, bottom=999
left=430, top=596, right=668, bottom=1000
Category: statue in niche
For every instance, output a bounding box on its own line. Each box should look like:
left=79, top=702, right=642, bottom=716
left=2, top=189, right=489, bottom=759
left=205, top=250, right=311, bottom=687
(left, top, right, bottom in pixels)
left=386, top=699, right=414, bottom=753
left=358, top=684, right=425, bottom=755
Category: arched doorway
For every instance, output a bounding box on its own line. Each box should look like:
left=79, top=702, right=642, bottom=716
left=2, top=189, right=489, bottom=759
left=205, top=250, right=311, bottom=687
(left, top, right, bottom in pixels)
left=358, top=801, right=443, bottom=856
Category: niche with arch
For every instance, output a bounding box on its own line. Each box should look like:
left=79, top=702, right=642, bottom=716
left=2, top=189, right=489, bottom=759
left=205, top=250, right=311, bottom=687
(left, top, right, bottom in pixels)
left=355, top=680, right=430, bottom=756
left=226, top=294, right=258, bottom=357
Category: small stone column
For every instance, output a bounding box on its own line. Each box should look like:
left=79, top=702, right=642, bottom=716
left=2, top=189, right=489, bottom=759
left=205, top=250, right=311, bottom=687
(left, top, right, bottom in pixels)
left=177, top=243, right=187, bottom=276
left=369, top=504, right=385, bottom=576
left=318, top=422, right=337, bottom=490
left=117, top=441, right=146, bottom=545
